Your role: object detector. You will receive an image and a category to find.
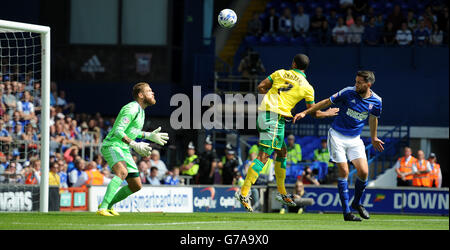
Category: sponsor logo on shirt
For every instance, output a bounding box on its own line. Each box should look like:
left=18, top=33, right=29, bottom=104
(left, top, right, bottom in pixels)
left=346, top=108, right=368, bottom=121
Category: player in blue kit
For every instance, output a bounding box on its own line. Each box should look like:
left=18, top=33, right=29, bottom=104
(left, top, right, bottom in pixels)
left=293, top=71, right=384, bottom=221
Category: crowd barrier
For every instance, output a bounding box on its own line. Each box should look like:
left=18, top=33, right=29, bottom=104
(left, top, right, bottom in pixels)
left=268, top=184, right=449, bottom=215
left=1, top=184, right=448, bottom=215
left=0, top=184, right=59, bottom=212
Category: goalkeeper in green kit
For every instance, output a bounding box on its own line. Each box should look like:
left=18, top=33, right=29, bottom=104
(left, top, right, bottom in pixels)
left=97, top=82, right=169, bottom=216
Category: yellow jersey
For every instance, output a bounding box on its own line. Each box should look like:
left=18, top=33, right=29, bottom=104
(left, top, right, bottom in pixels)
left=259, top=69, right=315, bottom=117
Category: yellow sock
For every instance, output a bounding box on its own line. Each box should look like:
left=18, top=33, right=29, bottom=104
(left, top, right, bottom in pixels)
left=241, top=168, right=258, bottom=197
left=275, top=158, right=287, bottom=195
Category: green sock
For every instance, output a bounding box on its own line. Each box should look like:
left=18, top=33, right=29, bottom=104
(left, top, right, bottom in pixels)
left=99, top=175, right=123, bottom=209
left=107, top=185, right=133, bottom=209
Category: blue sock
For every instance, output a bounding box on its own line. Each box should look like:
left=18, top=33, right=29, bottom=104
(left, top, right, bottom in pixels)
left=337, top=178, right=351, bottom=214
left=352, top=177, right=368, bottom=207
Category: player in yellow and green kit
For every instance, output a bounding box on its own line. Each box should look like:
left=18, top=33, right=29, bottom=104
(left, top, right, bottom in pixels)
left=97, top=82, right=169, bottom=216
left=235, top=54, right=339, bottom=212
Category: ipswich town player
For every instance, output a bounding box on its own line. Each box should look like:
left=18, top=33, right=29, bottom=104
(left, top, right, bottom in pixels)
left=97, top=82, right=169, bottom=216
left=293, top=71, right=384, bottom=221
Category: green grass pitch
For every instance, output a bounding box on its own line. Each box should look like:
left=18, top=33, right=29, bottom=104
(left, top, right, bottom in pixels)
left=0, top=212, right=447, bottom=230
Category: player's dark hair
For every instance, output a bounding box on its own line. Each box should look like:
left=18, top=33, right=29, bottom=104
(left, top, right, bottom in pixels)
left=132, top=82, right=149, bottom=101
left=356, top=70, right=375, bottom=84
left=293, top=54, right=309, bottom=71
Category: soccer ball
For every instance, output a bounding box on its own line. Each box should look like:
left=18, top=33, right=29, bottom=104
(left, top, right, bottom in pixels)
left=218, top=9, right=237, bottom=28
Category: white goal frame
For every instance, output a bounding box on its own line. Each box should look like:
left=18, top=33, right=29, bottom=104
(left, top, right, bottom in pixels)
left=0, top=20, right=51, bottom=212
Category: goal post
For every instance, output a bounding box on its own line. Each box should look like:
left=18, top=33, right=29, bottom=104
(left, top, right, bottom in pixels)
left=0, top=20, right=50, bottom=212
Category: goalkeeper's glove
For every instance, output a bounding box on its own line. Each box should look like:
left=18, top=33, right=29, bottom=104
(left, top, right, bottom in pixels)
left=143, top=127, right=169, bottom=146
left=129, top=140, right=152, bottom=157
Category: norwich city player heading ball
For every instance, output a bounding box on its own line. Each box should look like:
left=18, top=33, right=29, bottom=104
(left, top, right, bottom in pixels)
left=97, top=82, right=169, bottom=216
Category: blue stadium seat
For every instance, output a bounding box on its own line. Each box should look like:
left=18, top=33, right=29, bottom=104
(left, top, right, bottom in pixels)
left=290, top=36, right=305, bottom=45
left=260, top=35, right=274, bottom=45
left=304, top=36, right=317, bottom=45
left=244, top=35, right=259, bottom=45
left=274, top=35, right=289, bottom=44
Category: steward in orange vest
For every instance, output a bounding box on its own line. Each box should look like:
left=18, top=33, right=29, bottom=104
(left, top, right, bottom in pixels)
left=85, top=169, right=104, bottom=185
left=395, top=147, right=417, bottom=187
left=413, top=159, right=432, bottom=187
left=428, top=153, right=442, bottom=188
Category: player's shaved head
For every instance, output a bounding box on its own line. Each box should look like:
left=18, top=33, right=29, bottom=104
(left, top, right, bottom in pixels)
left=293, top=54, right=309, bottom=71
left=132, top=82, right=150, bottom=101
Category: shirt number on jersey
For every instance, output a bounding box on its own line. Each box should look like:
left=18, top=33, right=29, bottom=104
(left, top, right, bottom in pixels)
left=278, top=82, right=293, bottom=94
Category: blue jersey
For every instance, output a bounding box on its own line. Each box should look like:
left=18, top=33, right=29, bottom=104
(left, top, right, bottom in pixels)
left=329, top=86, right=382, bottom=137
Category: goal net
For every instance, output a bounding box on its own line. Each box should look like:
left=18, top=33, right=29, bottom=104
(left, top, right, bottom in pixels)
left=0, top=20, right=50, bottom=212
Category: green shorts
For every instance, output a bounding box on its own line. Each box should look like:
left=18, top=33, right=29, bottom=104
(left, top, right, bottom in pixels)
left=257, top=111, right=286, bottom=155
left=100, top=145, right=139, bottom=177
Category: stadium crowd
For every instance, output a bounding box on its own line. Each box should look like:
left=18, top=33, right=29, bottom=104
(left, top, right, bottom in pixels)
left=0, top=75, right=444, bottom=188
left=246, top=0, right=448, bottom=46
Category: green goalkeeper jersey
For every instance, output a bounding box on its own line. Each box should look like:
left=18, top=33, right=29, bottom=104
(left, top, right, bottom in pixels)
left=102, top=101, right=145, bottom=149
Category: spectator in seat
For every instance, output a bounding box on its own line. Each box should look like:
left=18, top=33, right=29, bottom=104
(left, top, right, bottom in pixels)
left=17, top=91, right=35, bottom=122
left=348, top=16, right=365, bottom=44
left=383, top=21, right=397, bottom=45
left=138, top=160, right=150, bottom=184
left=58, top=159, right=68, bottom=188
left=395, top=22, right=413, bottom=46
left=2, top=84, right=17, bottom=117
left=74, top=161, right=106, bottom=187
left=292, top=180, right=315, bottom=214
left=387, top=4, right=405, bottom=31
left=149, top=149, right=168, bottom=182
left=394, top=147, right=417, bottom=187
left=148, top=166, right=160, bottom=185
left=48, top=161, right=60, bottom=187
left=332, top=17, right=349, bottom=45
left=345, top=7, right=355, bottom=27
left=430, top=23, right=443, bottom=46
left=294, top=5, right=310, bottom=38
left=375, top=14, right=384, bottom=31
left=301, top=165, right=320, bottom=186
left=406, top=9, right=417, bottom=31
left=421, top=5, right=437, bottom=30
left=278, top=8, right=294, bottom=37
left=264, top=7, right=279, bottom=36
left=64, top=145, right=80, bottom=172
left=0, top=88, right=6, bottom=116
left=56, top=90, right=75, bottom=114
left=247, top=12, right=263, bottom=37
left=414, top=19, right=430, bottom=46
left=68, top=157, right=85, bottom=187
left=412, top=150, right=432, bottom=188
left=310, top=7, right=328, bottom=44
left=327, top=9, right=339, bottom=32
left=0, top=119, right=13, bottom=150
left=0, top=152, right=7, bottom=175
left=25, top=158, right=41, bottom=185
left=165, top=167, right=183, bottom=185
left=428, top=153, right=442, bottom=188
left=364, top=16, right=380, bottom=46
left=286, top=134, right=302, bottom=165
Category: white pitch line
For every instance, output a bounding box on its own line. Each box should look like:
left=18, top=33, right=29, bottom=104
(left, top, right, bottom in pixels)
left=10, top=218, right=448, bottom=227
